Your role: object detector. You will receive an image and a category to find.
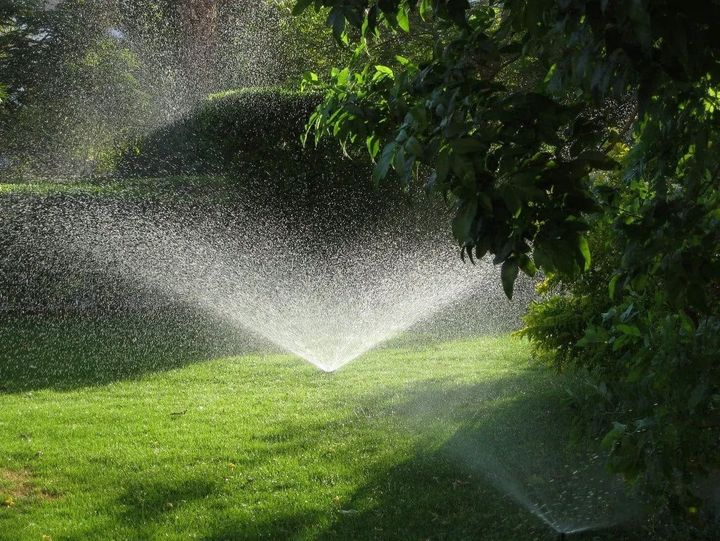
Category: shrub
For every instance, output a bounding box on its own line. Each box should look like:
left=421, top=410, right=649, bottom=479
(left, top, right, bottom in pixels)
left=518, top=208, right=619, bottom=366
left=519, top=170, right=720, bottom=517
left=117, top=88, right=323, bottom=177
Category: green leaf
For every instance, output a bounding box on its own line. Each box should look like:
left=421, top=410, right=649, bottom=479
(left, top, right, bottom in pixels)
left=327, top=8, right=346, bottom=41
left=500, top=187, right=522, bottom=218
left=615, top=324, right=641, bottom=337
left=543, top=63, right=557, bottom=85
left=474, top=235, right=491, bottom=260
left=405, top=136, right=423, bottom=157
left=578, top=235, right=591, bottom=271
left=601, top=422, right=627, bottom=450
left=393, top=145, right=409, bottom=178
left=302, top=71, right=318, bottom=83
left=396, top=7, right=410, bottom=32
left=419, top=0, right=431, bottom=19
left=374, top=65, right=394, bottom=78
left=678, top=311, right=696, bottom=334
left=518, top=254, right=537, bottom=277
left=372, top=142, right=396, bottom=185
left=532, top=244, right=556, bottom=274
left=366, top=135, right=380, bottom=160
left=612, top=334, right=629, bottom=351
left=609, top=274, right=620, bottom=300
left=407, top=105, right=427, bottom=129
left=434, top=148, right=450, bottom=186
left=452, top=199, right=478, bottom=244
left=501, top=258, right=520, bottom=299
left=335, top=67, right=350, bottom=86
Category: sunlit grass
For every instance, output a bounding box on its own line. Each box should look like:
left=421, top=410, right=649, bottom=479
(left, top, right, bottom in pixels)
left=0, top=181, right=113, bottom=195
left=0, top=176, right=234, bottom=197
left=0, top=320, right=638, bottom=540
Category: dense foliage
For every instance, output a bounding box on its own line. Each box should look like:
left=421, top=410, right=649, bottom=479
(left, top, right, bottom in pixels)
left=0, top=1, right=151, bottom=174
left=293, top=0, right=720, bottom=513
left=118, top=89, right=324, bottom=176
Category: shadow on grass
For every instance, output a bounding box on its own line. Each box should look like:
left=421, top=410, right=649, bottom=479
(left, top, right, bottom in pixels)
left=120, top=476, right=219, bottom=523
left=315, top=453, right=556, bottom=541
left=205, top=512, right=327, bottom=541
left=117, top=375, right=645, bottom=539
left=0, top=310, right=267, bottom=394
left=312, top=378, right=646, bottom=541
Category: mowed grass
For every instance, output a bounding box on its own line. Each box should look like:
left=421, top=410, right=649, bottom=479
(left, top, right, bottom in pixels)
left=0, top=319, right=635, bottom=541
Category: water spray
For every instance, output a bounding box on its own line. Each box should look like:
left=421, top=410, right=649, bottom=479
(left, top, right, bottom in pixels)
left=19, top=199, right=525, bottom=372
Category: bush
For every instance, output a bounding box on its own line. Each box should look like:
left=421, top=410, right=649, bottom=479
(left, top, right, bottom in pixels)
left=116, top=87, right=415, bottom=226
left=519, top=171, right=720, bottom=519
left=519, top=294, right=593, bottom=365
left=117, top=88, right=326, bottom=177
left=518, top=208, right=619, bottom=366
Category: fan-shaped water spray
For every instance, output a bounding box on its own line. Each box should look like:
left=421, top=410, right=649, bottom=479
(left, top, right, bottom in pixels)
left=64, top=204, right=512, bottom=371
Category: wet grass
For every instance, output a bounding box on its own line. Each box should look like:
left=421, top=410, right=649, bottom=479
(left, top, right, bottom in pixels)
left=0, top=314, right=269, bottom=394
left=0, top=319, right=643, bottom=540
left=0, top=176, right=237, bottom=200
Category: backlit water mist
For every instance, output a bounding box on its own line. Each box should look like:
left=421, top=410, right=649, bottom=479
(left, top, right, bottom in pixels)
left=8, top=196, right=523, bottom=372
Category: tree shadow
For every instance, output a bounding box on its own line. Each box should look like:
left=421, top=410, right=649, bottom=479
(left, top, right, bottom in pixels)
left=313, top=376, right=647, bottom=540
left=0, top=308, right=269, bottom=394
left=120, top=476, right=219, bottom=523
left=204, top=511, right=326, bottom=541
left=315, top=453, right=556, bottom=541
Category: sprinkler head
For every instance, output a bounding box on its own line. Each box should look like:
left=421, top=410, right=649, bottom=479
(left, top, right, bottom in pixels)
left=313, top=362, right=336, bottom=374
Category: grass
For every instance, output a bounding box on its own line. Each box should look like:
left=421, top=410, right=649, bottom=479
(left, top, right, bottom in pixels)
left=0, top=176, right=237, bottom=199
left=0, top=317, right=645, bottom=541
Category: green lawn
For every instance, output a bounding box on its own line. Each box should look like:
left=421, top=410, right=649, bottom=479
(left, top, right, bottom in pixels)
left=0, top=319, right=641, bottom=540
left=0, top=176, right=239, bottom=201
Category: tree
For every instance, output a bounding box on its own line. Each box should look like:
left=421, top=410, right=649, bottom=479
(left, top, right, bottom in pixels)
left=293, top=0, right=720, bottom=511
left=0, top=0, right=152, bottom=175
left=0, top=0, right=286, bottom=174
